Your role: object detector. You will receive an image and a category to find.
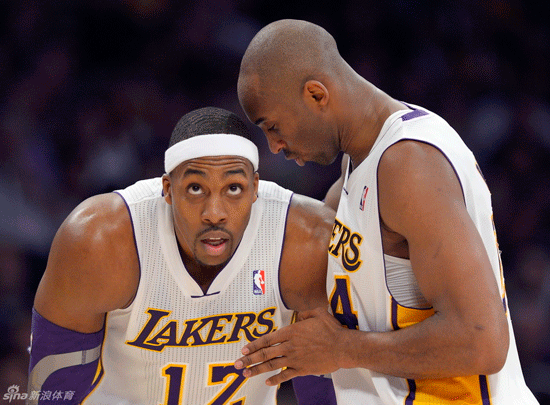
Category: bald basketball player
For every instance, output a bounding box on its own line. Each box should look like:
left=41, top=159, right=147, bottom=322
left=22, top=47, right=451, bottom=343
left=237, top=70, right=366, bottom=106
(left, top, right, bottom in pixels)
left=234, top=19, right=539, bottom=405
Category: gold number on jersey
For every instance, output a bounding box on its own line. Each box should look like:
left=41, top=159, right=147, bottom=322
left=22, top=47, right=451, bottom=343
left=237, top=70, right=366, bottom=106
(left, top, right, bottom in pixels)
left=160, top=363, right=246, bottom=405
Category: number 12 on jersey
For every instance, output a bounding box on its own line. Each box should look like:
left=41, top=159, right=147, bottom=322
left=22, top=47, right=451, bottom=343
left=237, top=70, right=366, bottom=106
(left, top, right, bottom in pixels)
left=161, top=363, right=246, bottom=405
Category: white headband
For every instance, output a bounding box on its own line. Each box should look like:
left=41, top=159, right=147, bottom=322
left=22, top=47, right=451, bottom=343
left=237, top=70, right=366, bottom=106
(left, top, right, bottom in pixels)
left=164, top=134, right=259, bottom=173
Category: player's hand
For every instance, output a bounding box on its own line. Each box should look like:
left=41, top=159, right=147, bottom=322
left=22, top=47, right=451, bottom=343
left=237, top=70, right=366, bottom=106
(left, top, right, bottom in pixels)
left=234, top=307, right=345, bottom=386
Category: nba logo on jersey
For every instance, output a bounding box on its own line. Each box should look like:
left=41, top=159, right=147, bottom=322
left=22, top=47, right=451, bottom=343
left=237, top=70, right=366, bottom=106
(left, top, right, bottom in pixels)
left=253, top=270, right=266, bottom=295
left=359, top=186, right=368, bottom=211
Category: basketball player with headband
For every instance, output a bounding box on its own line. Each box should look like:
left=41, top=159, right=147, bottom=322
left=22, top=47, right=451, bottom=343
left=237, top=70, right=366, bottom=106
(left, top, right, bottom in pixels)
left=28, top=107, right=337, bottom=404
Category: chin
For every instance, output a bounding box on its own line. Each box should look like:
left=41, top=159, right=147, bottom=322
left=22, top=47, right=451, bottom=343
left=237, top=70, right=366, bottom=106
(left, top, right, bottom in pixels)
left=196, top=256, right=231, bottom=269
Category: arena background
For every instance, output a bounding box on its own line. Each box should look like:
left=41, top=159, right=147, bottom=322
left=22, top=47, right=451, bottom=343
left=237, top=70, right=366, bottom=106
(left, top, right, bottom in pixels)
left=0, top=0, right=549, bottom=403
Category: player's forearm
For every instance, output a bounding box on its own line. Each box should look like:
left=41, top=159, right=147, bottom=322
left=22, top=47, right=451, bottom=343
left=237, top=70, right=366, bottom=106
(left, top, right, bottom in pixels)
left=335, top=312, right=507, bottom=379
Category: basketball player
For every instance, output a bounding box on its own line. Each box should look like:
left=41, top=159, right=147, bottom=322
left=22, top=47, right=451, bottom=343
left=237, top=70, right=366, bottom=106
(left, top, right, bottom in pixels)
left=27, top=107, right=337, bottom=404
left=234, top=19, right=540, bottom=404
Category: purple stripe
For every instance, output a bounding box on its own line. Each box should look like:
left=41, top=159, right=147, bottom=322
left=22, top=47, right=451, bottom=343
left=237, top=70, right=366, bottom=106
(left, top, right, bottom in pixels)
left=401, top=109, right=428, bottom=121
left=479, top=375, right=491, bottom=405
left=391, top=297, right=400, bottom=330
left=405, top=379, right=416, bottom=404
left=191, top=291, right=221, bottom=298
left=277, top=192, right=294, bottom=310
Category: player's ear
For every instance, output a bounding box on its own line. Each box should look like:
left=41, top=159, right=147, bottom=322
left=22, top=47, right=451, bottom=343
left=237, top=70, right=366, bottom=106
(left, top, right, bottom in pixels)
left=303, top=80, right=329, bottom=109
left=162, top=174, right=173, bottom=205
left=253, top=172, right=259, bottom=202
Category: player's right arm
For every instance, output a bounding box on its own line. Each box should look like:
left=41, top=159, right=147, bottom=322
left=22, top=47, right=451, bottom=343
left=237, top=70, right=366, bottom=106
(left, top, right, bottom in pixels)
left=28, top=193, right=139, bottom=404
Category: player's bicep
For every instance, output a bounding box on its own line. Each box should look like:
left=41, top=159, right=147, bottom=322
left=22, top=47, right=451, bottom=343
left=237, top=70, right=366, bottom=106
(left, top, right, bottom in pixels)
left=34, top=193, right=137, bottom=333
left=29, top=193, right=138, bottom=403
left=378, top=141, right=506, bottom=332
left=34, top=218, right=106, bottom=333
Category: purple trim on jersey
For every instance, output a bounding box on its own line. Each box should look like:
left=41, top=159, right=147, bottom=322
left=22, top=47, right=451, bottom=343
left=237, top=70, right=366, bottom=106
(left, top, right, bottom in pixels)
left=277, top=192, right=294, bottom=310
left=479, top=375, right=491, bottom=405
left=113, top=191, right=142, bottom=306
left=405, top=379, right=416, bottom=404
left=190, top=291, right=221, bottom=298
left=391, top=297, right=400, bottom=330
left=401, top=109, right=429, bottom=121
left=292, top=375, right=337, bottom=405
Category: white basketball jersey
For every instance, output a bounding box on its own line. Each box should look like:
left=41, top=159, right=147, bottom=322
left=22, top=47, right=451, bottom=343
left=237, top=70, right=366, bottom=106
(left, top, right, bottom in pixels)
left=83, top=178, right=294, bottom=405
left=327, top=106, right=539, bottom=404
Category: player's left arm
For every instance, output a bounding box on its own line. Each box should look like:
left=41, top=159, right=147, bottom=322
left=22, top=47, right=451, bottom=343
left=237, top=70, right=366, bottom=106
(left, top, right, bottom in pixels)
left=235, top=141, right=509, bottom=384
left=364, top=140, right=509, bottom=377
left=279, top=193, right=335, bottom=311
left=279, top=193, right=337, bottom=405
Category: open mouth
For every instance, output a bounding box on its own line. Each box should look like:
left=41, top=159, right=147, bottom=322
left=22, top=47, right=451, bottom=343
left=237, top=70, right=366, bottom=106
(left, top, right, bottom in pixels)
left=200, top=238, right=229, bottom=256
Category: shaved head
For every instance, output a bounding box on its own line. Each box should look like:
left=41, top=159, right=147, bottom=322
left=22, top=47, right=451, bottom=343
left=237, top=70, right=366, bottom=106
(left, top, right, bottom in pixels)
left=237, top=20, right=356, bottom=167
left=238, top=19, right=406, bottom=169
left=238, top=19, right=343, bottom=102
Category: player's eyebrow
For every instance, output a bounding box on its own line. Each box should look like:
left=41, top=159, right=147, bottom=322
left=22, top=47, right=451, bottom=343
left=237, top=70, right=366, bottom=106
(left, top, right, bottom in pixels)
left=182, top=168, right=206, bottom=177
left=224, top=168, right=247, bottom=177
left=254, top=117, right=265, bottom=126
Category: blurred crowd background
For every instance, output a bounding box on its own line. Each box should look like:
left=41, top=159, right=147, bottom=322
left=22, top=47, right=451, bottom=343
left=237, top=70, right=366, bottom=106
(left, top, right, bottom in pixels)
left=1, top=0, right=549, bottom=403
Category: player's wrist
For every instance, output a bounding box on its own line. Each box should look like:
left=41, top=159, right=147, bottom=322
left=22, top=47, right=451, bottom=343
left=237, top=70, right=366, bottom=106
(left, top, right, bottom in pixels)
left=332, top=327, right=367, bottom=370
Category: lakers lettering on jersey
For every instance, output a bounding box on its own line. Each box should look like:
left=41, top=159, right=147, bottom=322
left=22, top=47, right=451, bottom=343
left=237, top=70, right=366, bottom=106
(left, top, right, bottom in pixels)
left=82, top=179, right=294, bottom=405
left=127, top=307, right=277, bottom=351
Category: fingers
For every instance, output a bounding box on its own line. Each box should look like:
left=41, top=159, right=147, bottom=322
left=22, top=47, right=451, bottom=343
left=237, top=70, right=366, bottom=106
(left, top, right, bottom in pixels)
left=237, top=327, right=285, bottom=358
left=241, top=354, right=288, bottom=379
left=265, top=367, right=297, bottom=386
left=235, top=341, right=287, bottom=370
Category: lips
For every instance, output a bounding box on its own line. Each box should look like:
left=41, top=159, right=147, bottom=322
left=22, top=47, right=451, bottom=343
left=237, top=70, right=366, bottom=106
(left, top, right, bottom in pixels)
left=202, top=237, right=225, bottom=246
left=199, top=231, right=230, bottom=257
left=283, top=150, right=305, bottom=166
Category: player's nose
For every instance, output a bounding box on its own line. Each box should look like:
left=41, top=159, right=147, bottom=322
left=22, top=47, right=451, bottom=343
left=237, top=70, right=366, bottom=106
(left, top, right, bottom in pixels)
left=266, top=136, right=285, bottom=155
left=201, top=195, right=228, bottom=224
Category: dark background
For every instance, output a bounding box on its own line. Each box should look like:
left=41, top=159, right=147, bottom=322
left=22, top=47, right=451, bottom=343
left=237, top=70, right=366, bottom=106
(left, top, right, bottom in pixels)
left=1, top=0, right=549, bottom=403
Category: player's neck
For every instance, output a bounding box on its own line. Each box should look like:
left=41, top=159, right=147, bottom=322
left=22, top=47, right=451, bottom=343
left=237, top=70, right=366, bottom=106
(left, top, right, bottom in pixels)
left=342, top=85, right=410, bottom=169
left=178, top=244, right=227, bottom=294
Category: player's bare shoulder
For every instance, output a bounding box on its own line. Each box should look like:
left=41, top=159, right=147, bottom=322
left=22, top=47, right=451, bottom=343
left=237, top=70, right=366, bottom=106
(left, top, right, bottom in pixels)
left=60, top=192, right=138, bottom=304
left=34, top=192, right=139, bottom=332
left=62, top=192, right=134, bottom=253
left=287, top=194, right=335, bottom=238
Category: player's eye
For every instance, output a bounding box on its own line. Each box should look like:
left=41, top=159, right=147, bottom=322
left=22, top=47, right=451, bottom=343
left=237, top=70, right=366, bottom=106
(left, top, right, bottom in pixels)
left=227, top=184, right=243, bottom=196
left=187, top=184, right=203, bottom=195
